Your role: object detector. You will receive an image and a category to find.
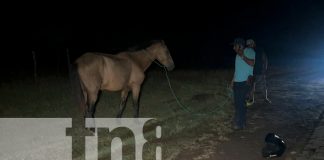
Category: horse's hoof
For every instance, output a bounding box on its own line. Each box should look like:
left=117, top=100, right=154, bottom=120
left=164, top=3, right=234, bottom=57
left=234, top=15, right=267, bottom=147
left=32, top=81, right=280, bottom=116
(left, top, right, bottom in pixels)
left=86, top=128, right=96, bottom=135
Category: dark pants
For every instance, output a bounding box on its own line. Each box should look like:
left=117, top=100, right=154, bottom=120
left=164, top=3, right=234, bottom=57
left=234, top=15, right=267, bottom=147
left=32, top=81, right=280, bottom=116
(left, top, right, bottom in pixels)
left=233, top=81, right=250, bottom=128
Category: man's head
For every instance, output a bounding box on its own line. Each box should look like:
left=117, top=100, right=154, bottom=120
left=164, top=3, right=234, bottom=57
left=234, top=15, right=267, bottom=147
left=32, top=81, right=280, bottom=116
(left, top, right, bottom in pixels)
left=232, top=38, right=245, bottom=54
left=246, top=39, right=256, bottom=48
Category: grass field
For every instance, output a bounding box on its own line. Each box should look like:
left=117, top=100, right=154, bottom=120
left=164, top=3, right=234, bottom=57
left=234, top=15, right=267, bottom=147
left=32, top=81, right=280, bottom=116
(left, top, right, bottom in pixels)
left=0, top=69, right=236, bottom=159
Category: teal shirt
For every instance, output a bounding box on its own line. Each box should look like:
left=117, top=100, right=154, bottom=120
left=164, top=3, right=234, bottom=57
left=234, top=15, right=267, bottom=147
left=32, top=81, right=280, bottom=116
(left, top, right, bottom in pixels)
left=234, top=48, right=256, bottom=82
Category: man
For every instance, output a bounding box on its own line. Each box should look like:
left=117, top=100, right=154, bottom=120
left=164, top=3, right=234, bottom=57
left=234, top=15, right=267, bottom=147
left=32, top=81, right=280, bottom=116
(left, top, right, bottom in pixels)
left=231, top=37, right=255, bottom=130
left=246, top=39, right=271, bottom=105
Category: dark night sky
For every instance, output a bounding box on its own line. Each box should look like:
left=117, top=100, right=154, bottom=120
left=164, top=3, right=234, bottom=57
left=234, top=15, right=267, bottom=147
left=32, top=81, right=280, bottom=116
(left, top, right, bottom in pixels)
left=26, top=1, right=324, bottom=76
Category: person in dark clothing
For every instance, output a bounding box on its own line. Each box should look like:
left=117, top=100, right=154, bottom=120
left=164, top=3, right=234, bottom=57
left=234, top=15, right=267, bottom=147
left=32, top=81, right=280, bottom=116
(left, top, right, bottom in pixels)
left=246, top=39, right=271, bottom=105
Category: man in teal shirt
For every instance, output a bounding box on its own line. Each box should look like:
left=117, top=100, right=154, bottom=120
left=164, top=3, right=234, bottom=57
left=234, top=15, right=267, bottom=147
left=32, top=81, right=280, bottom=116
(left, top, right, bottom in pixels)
left=231, top=37, right=255, bottom=130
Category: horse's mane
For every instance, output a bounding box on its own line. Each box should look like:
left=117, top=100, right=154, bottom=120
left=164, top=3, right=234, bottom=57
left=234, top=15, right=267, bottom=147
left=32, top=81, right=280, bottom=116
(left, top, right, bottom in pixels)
left=126, top=40, right=163, bottom=52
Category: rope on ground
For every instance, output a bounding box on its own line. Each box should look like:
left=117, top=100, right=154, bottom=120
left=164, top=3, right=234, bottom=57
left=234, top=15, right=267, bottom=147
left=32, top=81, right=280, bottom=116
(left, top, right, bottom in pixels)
left=163, top=67, right=194, bottom=113
left=154, top=61, right=233, bottom=116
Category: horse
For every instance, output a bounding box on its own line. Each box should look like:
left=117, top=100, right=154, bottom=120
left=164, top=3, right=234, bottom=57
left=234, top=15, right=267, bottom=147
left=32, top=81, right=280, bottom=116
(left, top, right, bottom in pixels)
left=72, top=40, right=175, bottom=123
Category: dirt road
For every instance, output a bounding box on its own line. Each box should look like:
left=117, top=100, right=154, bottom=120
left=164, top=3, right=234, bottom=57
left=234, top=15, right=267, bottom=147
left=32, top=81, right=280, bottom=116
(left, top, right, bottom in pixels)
left=176, top=66, right=324, bottom=160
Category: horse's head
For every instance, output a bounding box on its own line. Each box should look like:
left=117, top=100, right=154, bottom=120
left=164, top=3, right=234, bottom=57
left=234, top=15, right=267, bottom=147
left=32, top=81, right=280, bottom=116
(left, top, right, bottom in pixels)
left=150, top=40, right=175, bottom=71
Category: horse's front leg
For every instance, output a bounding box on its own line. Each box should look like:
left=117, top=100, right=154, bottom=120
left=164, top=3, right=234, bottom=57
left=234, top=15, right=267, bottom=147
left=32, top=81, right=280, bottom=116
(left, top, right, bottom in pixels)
left=132, top=85, right=141, bottom=118
left=84, top=91, right=98, bottom=133
left=117, top=88, right=129, bottom=118
left=85, top=103, right=96, bottom=133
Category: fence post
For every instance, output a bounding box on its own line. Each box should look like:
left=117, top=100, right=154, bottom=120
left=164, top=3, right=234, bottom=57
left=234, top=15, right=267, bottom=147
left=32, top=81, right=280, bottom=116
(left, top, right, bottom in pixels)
left=67, top=48, right=72, bottom=72
left=66, top=48, right=73, bottom=87
left=32, top=51, right=37, bottom=83
left=57, top=50, right=61, bottom=76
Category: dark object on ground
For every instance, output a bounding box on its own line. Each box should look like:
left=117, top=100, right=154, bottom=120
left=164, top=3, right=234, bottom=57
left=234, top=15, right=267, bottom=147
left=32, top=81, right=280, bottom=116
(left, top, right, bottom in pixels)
left=262, top=133, right=286, bottom=158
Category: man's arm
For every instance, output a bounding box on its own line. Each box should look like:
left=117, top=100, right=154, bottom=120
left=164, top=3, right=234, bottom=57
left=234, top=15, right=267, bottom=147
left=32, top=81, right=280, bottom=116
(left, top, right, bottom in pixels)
left=242, top=48, right=255, bottom=66
left=241, top=55, right=255, bottom=66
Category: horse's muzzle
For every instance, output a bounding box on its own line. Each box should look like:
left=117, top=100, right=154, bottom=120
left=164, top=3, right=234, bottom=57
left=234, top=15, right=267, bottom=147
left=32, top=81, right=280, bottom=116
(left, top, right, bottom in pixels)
left=166, top=64, right=175, bottom=71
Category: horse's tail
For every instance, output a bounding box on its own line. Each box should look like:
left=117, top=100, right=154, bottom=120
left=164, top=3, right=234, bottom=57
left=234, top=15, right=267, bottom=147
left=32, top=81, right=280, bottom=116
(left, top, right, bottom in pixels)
left=70, top=63, right=86, bottom=117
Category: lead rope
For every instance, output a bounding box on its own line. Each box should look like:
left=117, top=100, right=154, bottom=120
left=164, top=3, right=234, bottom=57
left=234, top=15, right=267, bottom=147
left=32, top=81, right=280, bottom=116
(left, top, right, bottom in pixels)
left=145, top=49, right=194, bottom=113
left=153, top=60, right=233, bottom=116
left=160, top=64, right=193, bottom=113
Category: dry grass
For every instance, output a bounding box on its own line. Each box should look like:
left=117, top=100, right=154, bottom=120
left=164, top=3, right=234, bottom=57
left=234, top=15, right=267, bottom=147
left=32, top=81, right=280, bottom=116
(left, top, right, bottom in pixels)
left=0, top=69, right=236, bottom=159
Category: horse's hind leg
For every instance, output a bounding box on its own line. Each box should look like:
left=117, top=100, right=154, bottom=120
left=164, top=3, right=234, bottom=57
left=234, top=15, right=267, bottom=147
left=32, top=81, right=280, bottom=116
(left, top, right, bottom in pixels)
left=131, top=85, right=141, bottom=118
left=117, top=88, right=130, bottom=118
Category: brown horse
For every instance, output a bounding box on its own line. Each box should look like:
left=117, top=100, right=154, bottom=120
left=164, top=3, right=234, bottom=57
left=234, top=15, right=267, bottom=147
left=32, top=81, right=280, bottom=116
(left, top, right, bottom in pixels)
left=73, top=40, right=175, bottom=121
